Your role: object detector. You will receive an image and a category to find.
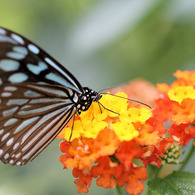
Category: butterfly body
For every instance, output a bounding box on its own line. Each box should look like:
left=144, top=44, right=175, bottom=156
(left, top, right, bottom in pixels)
left=0, top=27, right=101, bottom=166
left=76, top=87, right=102, bottom=114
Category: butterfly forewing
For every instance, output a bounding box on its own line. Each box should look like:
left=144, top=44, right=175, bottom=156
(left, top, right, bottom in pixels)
left=0, top=27, right=82, bottom=165
left=0, top=27, right=83, bottom=92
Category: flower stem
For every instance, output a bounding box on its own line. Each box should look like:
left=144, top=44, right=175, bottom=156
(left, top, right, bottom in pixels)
left=144, top=186, right=152, bottom=195
left=179, top=142, right=195, bottom=171
left=115, top=184, right=123, bottom=195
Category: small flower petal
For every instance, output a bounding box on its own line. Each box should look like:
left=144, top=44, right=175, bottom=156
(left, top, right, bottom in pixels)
left=171, top=99, right=195, bottom=125
left=94, top=129, right=120, bottom=156
left=73, top=168, right=92, bottom=193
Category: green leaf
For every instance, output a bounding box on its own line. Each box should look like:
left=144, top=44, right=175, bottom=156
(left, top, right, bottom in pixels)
left=148, top=171, right=195, bottom=195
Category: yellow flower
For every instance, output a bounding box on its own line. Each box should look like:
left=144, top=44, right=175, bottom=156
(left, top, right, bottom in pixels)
left=61, top=92, right=152, bottom=142
left=111, top=121, right=139, bottom=141
left=127, top=107, right=152, bottom=123
left=168, top=86, right=195, bottom=104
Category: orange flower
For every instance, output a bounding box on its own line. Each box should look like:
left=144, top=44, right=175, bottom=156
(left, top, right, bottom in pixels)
left=135, top=123, right=160, bottom=146
left=91, top=157, right=119, bottom=189
left=94, top=129, right=120, bottom=156
left=73, top=168, right=92, bottom=193
left=116, top=166, right=147, bottom=195
left=57, top=91, right=170, bottom=194
left=169, top=124, right=192, bottom=146
left=174, top=70, right=195, bottom=84
left=125, top=167, right=147, bottom=195
left=156, top=70, right=195, bottom=146
left=171, top=99, right=195, bottom=125
left=153, top=94, right=172, bottom=123
left=58, top=70, right=195, bottom=194
left=157, top=70, right=195, bottom=93
left=116, top=141, right=144, bottom=170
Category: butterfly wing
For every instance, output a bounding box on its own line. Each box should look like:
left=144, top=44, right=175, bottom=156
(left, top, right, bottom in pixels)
left=0, top=27, right=83, bottom=92
left=0, top=27, right=81, bottom=165
left=0, top=83, right=76, bottom=165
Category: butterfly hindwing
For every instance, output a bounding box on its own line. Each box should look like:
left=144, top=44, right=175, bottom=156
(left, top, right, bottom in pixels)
left=0, top=82, right=77, bottom=165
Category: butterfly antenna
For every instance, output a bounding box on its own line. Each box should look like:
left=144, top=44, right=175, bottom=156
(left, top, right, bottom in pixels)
left=100, top=92, right=152, bottom=109
left=98, top=88, right=111, bottom=93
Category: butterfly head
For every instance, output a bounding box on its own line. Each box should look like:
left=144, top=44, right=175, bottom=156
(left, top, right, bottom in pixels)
left=76, top=87, right=102, bottom=114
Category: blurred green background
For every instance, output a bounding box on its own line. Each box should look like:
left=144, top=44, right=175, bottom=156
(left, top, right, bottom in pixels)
left=0, top=0, right=195, bottom=194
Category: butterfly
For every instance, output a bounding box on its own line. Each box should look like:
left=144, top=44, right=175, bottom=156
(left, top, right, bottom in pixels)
left=0, top=27, right=102, bottom=166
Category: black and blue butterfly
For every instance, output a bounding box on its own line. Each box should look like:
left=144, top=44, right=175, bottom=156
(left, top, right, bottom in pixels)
left=0, top=27, right=150, bottom=167
left=0, top=27, right=102, bottom=166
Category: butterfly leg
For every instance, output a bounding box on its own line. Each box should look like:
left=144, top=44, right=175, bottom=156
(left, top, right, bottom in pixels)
left=98, top=102, right=103, bottom=113
left=98, top=101, right=120, bottom=115
left=69, top=115, right=75, bottom=143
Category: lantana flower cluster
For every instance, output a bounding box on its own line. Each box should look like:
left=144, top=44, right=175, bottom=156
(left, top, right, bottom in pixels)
left=156, top=70, right=195, bottom=146
left=57, top=70, right=195, bottom=195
